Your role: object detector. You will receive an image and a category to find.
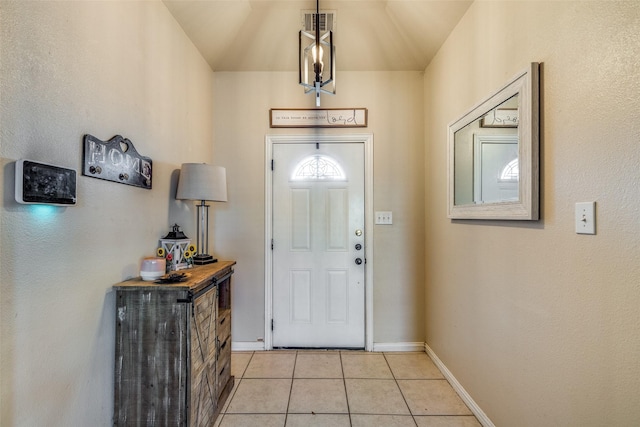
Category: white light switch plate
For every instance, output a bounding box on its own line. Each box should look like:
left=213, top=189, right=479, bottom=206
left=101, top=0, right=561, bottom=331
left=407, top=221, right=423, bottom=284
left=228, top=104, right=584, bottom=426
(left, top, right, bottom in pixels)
left=575, top=202, right=596, bottom=235
left=375, top=211, right=393, bottom=225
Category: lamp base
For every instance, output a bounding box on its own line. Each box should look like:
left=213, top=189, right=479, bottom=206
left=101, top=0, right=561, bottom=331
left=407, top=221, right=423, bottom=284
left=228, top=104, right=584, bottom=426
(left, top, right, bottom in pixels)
left=193, top=254, right=217, bottom=265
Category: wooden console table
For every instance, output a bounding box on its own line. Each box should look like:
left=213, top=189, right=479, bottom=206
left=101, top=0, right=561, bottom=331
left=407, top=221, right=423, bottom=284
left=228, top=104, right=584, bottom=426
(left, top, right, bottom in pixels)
left=113, top=261, right=235, bottom=426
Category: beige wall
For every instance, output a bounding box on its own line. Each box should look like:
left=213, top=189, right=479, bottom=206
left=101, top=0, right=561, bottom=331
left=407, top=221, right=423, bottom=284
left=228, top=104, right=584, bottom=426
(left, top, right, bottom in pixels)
left=424, top=1, right=640, bottom=426
left=4, top=0, right=637, bottom=425
left=212, top=71, right=426, bottom=346
left=0, top=1, right=214, bottom=424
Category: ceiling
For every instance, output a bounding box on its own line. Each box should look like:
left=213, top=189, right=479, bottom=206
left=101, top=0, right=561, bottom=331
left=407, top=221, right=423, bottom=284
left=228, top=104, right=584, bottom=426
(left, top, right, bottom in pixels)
left=162, top=0, right=473, bottom=72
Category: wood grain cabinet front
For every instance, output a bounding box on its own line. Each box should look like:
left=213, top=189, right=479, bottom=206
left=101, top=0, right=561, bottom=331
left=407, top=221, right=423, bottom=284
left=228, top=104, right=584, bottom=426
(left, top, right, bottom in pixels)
left=113, top=261, right=235, bottom=426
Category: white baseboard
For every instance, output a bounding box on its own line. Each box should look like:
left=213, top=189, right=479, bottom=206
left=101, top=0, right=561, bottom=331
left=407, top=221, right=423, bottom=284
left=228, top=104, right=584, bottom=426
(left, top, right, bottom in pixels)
left=231, top=341, right=265, bottom=352
left=231, top=341, right=425, bottom=352
left=372, top=342, right=426, bottom=352
left=424, top=343, right=495, bottom=427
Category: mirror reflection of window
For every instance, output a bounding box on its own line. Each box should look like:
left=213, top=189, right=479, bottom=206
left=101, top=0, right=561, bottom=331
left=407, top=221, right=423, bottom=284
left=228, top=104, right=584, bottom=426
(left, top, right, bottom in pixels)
left=500, top=158, right=519, bottom=182
left=497, top=158, right=519, bottom=202
left=473, top=135, right=518, bottom=204
left=453, top=94, right=519, bottom=206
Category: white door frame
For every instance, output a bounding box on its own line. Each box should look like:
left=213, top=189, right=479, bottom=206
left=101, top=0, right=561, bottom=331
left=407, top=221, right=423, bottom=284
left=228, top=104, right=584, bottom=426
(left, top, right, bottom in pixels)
left=265, top=134, right=374, bottom=351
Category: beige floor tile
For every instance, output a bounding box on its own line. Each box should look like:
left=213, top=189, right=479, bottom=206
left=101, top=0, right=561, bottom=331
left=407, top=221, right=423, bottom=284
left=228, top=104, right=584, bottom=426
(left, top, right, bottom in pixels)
left=385, top=353, right=445, bottom=379
left=244, top=352, right=296, bottom=378
left=345, top=379, right=410, bottom=415
left=350, top=414, right=417, bottom=427
left=231, top=352, right=253, bottom=379
left=219, top=377, right=241, bottom=413
left=228, top=352, right=479, bottom=427
left=218, top=413, right=286, bottom=427
left=285, top=414, right=350, bottom=427
left=294, top=352, right=343, bottom=378
left=414, top=415, right=482, bottom=427
left=288, top=379, right=348, bottom=414
left=342, top=353, right=393, bottom=378
left=398, top=380, right=472, bottom=416
left=226, top=378, right=292, bottom=414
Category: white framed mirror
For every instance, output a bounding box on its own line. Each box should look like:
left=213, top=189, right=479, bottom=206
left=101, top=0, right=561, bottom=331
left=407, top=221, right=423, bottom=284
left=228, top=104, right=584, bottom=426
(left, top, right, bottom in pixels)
left=448, top=62, right=540, bottom=220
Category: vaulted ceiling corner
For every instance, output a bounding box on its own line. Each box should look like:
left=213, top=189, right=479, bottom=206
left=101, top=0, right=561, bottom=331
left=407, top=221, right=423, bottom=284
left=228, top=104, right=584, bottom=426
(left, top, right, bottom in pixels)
left=163, top=0, right=473, bottom=72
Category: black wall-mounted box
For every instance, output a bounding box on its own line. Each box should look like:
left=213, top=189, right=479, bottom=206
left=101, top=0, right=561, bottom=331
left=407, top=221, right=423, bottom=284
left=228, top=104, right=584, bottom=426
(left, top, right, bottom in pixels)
left=15, top=159, right=77, bottom=206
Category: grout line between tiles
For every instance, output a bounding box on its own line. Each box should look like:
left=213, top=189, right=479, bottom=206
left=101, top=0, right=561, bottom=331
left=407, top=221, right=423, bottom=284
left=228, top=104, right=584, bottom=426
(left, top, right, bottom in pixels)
left=382, top=352, right=419, bottom=427
left=338, top=351, right=353, bottom=427
left=239, top=351, right=255, bottom=378
left=282, top=350, right=298, bottom=426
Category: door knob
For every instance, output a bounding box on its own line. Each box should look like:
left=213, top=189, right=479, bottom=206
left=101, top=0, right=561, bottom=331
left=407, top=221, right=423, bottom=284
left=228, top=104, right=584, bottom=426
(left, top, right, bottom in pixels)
left=355, top=258, right=363, bottom=265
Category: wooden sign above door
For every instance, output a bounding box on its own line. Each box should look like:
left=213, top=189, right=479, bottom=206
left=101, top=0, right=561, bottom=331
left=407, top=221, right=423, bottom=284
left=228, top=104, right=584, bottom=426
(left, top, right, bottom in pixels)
left=270, top=108, right=368, bottom=128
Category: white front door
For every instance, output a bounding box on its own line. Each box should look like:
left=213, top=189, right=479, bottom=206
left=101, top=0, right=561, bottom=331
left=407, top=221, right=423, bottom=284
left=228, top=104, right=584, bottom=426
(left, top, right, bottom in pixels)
left=272, top=142, right=365, bottom=348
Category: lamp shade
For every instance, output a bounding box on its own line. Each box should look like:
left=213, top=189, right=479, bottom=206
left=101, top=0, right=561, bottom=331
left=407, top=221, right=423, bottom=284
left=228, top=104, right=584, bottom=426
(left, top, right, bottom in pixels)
left=176, top=163, right=227, bottom=202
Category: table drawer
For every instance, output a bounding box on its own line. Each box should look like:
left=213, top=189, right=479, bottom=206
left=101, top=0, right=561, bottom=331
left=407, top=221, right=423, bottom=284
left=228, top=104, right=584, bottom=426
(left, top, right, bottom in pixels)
left=216, top=341, right=231, bottom=396
left=218, top=334, right=231, bottom=364
left=217, top=309, right=231, bottom=342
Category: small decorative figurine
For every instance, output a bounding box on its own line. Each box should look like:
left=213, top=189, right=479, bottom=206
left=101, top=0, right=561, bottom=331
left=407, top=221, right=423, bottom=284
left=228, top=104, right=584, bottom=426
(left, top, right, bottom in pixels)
left=158, top=224, right=195, bottom=272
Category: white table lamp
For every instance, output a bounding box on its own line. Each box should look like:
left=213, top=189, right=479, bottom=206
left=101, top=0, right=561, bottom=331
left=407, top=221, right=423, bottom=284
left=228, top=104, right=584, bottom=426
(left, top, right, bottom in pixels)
left=176, top=163, right=227, bottom=264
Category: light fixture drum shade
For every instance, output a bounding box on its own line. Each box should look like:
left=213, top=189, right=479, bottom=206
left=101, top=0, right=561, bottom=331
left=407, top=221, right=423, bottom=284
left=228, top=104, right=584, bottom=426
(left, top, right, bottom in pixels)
left=176, top=163, right=227, bottom=202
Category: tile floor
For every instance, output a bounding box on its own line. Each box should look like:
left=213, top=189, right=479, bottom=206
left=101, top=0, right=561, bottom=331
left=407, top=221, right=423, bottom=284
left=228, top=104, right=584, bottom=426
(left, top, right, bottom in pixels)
left=215, top=351, right=482, bottom=427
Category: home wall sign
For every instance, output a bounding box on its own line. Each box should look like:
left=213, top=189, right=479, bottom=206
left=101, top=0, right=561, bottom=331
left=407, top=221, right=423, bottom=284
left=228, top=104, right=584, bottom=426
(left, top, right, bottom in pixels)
left=270, top=108, right=367, bottom=128
left=82, top=134, right=152, bottom=189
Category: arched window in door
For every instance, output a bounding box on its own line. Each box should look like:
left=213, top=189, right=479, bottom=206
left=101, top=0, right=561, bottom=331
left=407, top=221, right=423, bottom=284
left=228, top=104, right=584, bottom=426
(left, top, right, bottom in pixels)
left=291, top=154, right=346, bottom=181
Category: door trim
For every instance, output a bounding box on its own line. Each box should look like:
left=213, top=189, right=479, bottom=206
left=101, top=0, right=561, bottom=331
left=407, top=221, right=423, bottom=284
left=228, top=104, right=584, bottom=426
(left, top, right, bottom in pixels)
left=265, top=134, right=374, bottom=351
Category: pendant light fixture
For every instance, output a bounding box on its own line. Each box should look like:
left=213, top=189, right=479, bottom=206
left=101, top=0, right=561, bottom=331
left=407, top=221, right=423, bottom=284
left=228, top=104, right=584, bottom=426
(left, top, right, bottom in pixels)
left=299, top=0, right=335, bottom=107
